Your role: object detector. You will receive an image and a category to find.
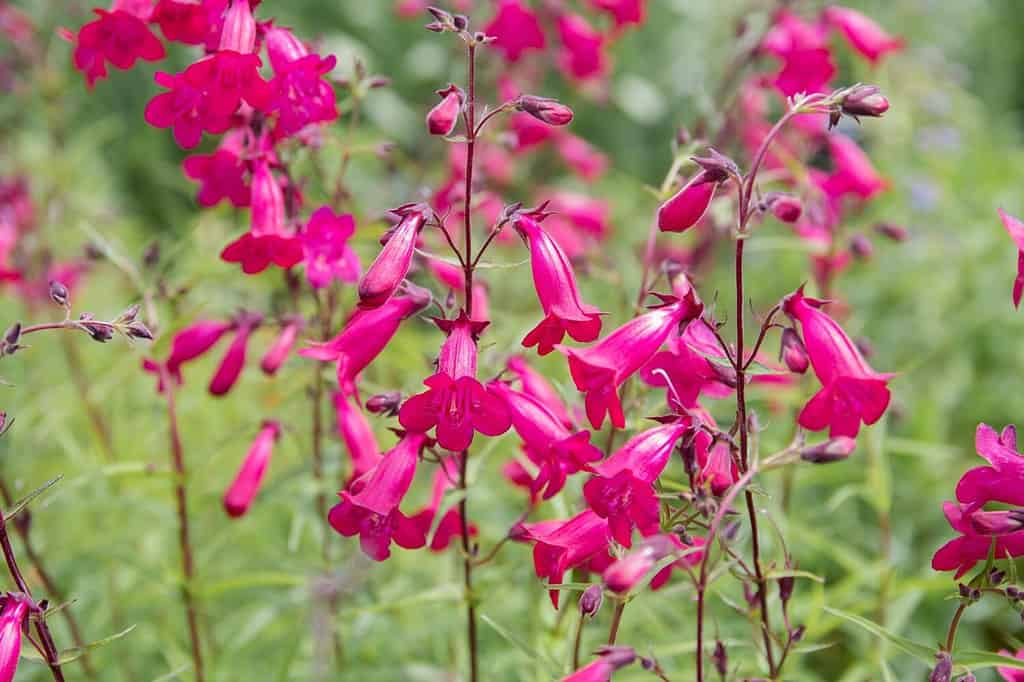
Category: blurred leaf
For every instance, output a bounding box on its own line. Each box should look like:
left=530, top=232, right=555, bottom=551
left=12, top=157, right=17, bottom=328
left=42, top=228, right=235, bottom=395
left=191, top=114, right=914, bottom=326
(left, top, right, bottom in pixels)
left=4, top=476, right=61, bottom=522
left=824, top=607, right=934, bottom=664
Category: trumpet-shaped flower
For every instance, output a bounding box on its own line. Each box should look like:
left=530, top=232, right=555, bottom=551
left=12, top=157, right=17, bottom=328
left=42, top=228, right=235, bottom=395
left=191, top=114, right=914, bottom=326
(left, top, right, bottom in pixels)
left=68, top=3, right=165, bottom=88
left=358, top=205, right=428, bottom=308
left=427, top=84, right=463, bottom=136
left=657, top=171, right=722, bottom=233
left=209, top=313, right=260, bottom=396
left=265, top=26, right=338, bottom=136
left=641, top=320, right=734, bottom=410
left=556, top=13, right=606, bottom=81
left=411, top=455, right=476, bottom=551
left=823, top=6, right=904, bottom=65
left=822, top=134, right=888, bottom=200
left=334, top=391, right=384, bottom=482
left=483, top=0, right=546, bottom=63
left=0, top=594, right=29, bottom=682
left=505, top=355, right=573, bottom=428
left=182, top=130, right=251, bottom=207
left=527, top=510, right=611, bottom=607
left=224, top=420, right=281, bottom=517
left=998, top=209, right=1024, bottom=308
left=301, top=206, right=360, bottom=289
left=260, top=318, right=302, bottom=375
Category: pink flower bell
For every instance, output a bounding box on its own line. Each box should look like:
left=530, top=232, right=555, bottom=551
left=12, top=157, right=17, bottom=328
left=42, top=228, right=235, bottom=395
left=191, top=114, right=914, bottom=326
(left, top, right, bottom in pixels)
left=411, top=455, right=476, bottom=551
left=68, top=1, right=165, bottom=88
left=328, top=431, right=429, bottom=561
left=603, top=534, right=680, bottom=594
left=514, top=213, right=603, bottom=355
left=0, top=593, right=29, bottom=682
left=528, top=509, right=611, bottom=607
left=657, top=170, right=724, bottom=233
left=145, top=70, right=232, bottom=149
left=641, top=318, right=734, bottom=411
left=783, top=286, right=892, bottom=437
left=358, top=204, right=429, bottom=308
left=824, top=6, right=904, bottom=65
left=556, top=13, right=607, bottom=81
left=220, top=160, right=303, bottom=274
left=301, top=206, right=360, bottom=289
left=153, top=0, right=210, bottom=45
left=427, top=84, right=463, bottom=136
left=483, top=0, right=546, bottom=63
left=224, top=420, right=281, bottom=517
left=182, top=130, right=251, bottom=207
left=167, top=319, right=233, bottom=378
left=560, top=646, right=637, bottom=682
left=334, top=391, right=383, bottom=483
left=589, top=0, right=646, bottom=29
left=399, top=313, right=511, bottom=452
left=821, top=134, right=888, bottom=200
left=505, top=355, right=573, bottom=428
left=209, top=312, right=261, bottom=396
left=260, top=317, right=302, bottom=376
left=998, top=209, right=1024, bottom=308
left=265, top=25, right=338, bottom=137
left=560, top=291, right=705, bottom=429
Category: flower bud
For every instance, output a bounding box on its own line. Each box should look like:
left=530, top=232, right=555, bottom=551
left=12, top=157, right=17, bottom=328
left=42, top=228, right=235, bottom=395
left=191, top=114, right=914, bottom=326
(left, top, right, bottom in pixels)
left=516, top=95, right=574, bottom=126
left=48, top=280, right=69, bottom=308
left=592, top=645, right=637, bottom=670
left=850, top=233, right=874, bottom=260
left=841, top=84, right=889, bottom=119
left=800, top=437, right=857, bottom=463
left=260, top=318, right=302, bottom=376
left=366, top=391, right=402, bottom=417
left=780, top=328, right=809, bottom=374
left=712, top=640, right=727, bottom=677
left=765, top=193, right=802, bottom=223
left=79, top=314, right=113, bottom=343
left=579, top=584, right=603, bottom=618
left=790, top=624, right=806, bottom=642
left=875, top=222, right=909, bottom=242
left=117, top=304, right=140, bottom=324
left=1, top=322, right=21, bottom=356
left=125, top=321, right=154, bottom=340
left=778, top=575, right=795, bottom=603
left=969, top=509, right=1024, bottom=536
left=929, top=652, right=952, bottom=682
left=427, top=84, right=463, bottom=136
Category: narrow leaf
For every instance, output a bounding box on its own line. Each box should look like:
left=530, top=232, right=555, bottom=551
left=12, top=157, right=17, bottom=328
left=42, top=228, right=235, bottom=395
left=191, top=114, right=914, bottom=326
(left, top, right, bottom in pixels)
left=4, top=476, right=61, bottom=523
left=824, top=607, right=934, bottom=663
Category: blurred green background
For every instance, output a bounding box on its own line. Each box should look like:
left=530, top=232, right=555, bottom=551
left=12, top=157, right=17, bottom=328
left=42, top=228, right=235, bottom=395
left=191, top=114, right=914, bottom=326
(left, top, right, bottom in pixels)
left=4, top=0, right=1024, bottom=680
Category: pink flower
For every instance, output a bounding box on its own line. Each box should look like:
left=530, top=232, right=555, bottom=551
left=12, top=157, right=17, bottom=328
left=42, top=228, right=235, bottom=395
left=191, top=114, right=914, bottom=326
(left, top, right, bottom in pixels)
left=603, top=534, right=681, bottom=593
left=68, top=5, right=165, bottom=88
left=182, top=130, right=250, bottom=207
left=956, top=424, right=1024, bottom=510
left=489, top=381, right=601, bottom=500
left=144, top=70, right=232, bottom=148
left=146, top=319, right=233, bottom=389
left=505, top=355, right=573, bottom=428
left=642, top=320, right=734, bottom=410
left=483, top=0, right=546, bottom=63
left=783, top=286, right=892, bottom=437
left=556, top=13, right=607, bottom=81
left=696, top=436, right=738, bottom=495
left=997, top=648, right=1024, bottom=682
left=265, top=26, right=338, bottom=137
left=658, top=170, right=725, bottom=233
left=209, top=313, right=260, bottom=396
left=998, top=209, right=1024, bottom=308
left=589, top=0, right=646, bottom=29
left=760, top=9, right=835, bottom=97
left=399, top=314, right=511, bottom=452
left=411, top=455, right=476, bottom=551
left=821, top=134, right=888, bottom=200
left=560, top=292, right=705, bottom=429
left=518, top=95, right=575, bottom=127
left=584, top=423, right=691, bottom=546
left=302, top=206, right=360, bottom=289
left=300, top=285, right=431, bottom=394
left=260, top=318, right=302, bottom=375
left=358, top=205, right=429, bottom=309
left=334, top=391, right=383, bottom=482
left=560, top=646, right=637, bottom=682
left=931, top=501, right=1024, bottom=579
left=427, top=84, right=463, bottom=136
left=328, top=431, right=429, bottom=561
left=224, top=420, right=281, bottom=517
left=221, top=160, right=303, bottom=274
left=514, top=214, right=603, bottom=355
left=0, top=594, right=29, bottom=682
left=153, top=0, right=209, bottom=45
left=557, top=135, right=608, bottom=180
left=527, top=510, right=611, bottom=607
left=548, top=192, right=611, bottom=241
left=824, top=6, right=904, bottom=65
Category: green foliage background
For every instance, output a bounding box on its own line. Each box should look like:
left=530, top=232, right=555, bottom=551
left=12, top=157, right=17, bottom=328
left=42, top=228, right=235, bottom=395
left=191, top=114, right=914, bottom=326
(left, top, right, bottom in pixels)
left=4, top=0, right=1024, bottom=680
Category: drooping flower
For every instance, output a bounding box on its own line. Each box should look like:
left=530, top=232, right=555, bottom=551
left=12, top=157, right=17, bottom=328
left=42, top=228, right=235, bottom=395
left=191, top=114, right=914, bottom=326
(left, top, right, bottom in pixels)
left=556, top=13, right=607, bottom=82
left=560, top=291, right=704, bottom=429
left=67, top=2, right=165, bottom=88
left=0, top=593, right=30, bottom=682
left=260, top=317, right=302, bottom=375
left=152, top=0, right=210, bottom=45
left=583, top=423, right=691, bottom=546
left=144, top=70, right=232, bottom=148
left=220, top=160, right=303, bottom=274
left=301, top=206, right=360, bottom=289
left=821, top=134, right=888, bottom=200
left=589, top=0, right=646, bottom=29
left=560, top=646, right=637, bottom=682
left=167, top=319, right=233, bottom=377
left=358, top=205, right=429, bottom=308
left=956, top=424, right=1024, bottom=510
left=411, top=455, right=476, bottom=551
left=300, top=285, right=431, bottom=394
left=224, top=420, right=281, bottom=517
left=328, top=431, right=429, bottom=561
left=998, top=209, right=1024, bottom=309
left=641, top=318, right=734, bottom=411
left=760, top=9, right=835, bottom=97
left=517, top=95, right=574, bottom=127
left=657, top=171, right=723, bottom=233
left=603, top=534, right=682, bottom=594
left=334, top=391, right=384, bottom=483
left=823, top=6, right=904, bottom=65
left=782, top=285, right=892, bottom=437
left=398, top=313, right=511, bottom=452
left=265, top=25, right=338, bottom=137
left=182, top=130, right=251, bottom=207
left=483, top=0, right=546, bottom=63
left=505, top=355, right=573, bottom=428
left=931, top=500, right=1024, bottom=579
left=489, top=381, right=601, bottom=500
left=695, top=436, right=738, bottom=495
left=209, top=312, right=261, bottom=396
left=427, top=84, right=463, bottom=136
left=514, top=213, right=603, bottom=355
left=527, top=509, right=611, bottom=607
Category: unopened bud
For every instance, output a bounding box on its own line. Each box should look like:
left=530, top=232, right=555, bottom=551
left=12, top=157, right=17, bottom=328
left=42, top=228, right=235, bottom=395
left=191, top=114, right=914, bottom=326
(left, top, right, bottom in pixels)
left=1, top=321, right=22, bottom=356
left=516, top=95, right=574, bottom=126
left=48, top=280, right=69, bottom=308
left=366, top=391, right=402, bottom=417
left=125, top=321, right=154, bottom=340
left=118, top=304, right=140, bottom=324
left=143, top=241, right=160, bottom=267
left=712, top=640, right=727, bottom=676
left=790, top=624, right=806, bottom=642
left=850, top=233, right=874, bottom=260
left=840, top=84, right=889, bottom=119
left=929, top=652, right=952, bottom=682
left=367, top=76, right=391, bottom=89
left=579, top=584, right=603, bottom=618
left=452, top=14, right=468, bottom=31
left=875, top=222, right=909, bottom=242
left=78, top=314, right=113, bottom=343
left=778, top=576, right=795, bottom=603
left=969, top=509, right=1024, bottom=536
left=1007, top=585, right=1022, bottom=601
left=989, top=568, right=1007, bottom=585
left=780, top=327, right=809, bottom=374
left=800, top=437, right=857, bottom=463
left=593, top=645, right=637, bottom=671
left=691, top=148, right=739, bottom=182
left=427, top=84, right=464, bottom=136
left=765, top=193, right=802, bottom=223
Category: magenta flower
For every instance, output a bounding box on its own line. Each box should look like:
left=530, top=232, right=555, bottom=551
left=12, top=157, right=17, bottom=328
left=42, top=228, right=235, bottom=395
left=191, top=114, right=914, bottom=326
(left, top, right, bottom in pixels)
left=209, top=313, right=260, bottom=396
left=642, top=321, right=734, bottom=411
left=182, top=130, right=250, bottom=207
left=224, top=420, right=281, bottom=518
left=821, top=134, right=888, bottom=200
left=556, top=13, right=607, bottom=82
left=603, top=534, right=682, bottom=594
left=302, top=206, right=360, bottom=289
left=505, top=355, right=573, bottom=428
left=489, top=381, right=601, bottom=500
left=657, top=171, right=723, bottom=233
left=483, top=0, right=546, bottom=63
left=260, top=318, right=302, bottom=376
left=358, top=205, right=429, bottom=309
left=560, top=291, right=705, bottom=429
left=783, top=286, right=892, bottom=437
left=399, top=314, right=511, bottom=452
left=517, top=95, right=575, bottom=127
left=0, top=593, right=29, bottom=682
left=514, top=213, right=603, bottom=355
left=583, top=423, right=690, bottom=546
left=221, top=160, right=303, bottom=274
left=153, top=0, right=210, bottom=45
left=334, top=391, right=383, bottom=483
left=167, top=319, right=233, bottom=378
left=560, top=646, right=637, bottom=682
left=696, top=436, right=738, bottom=495
left=528, top=509, right=611, bottom=607
left=548, top=192, right=611, bottom=241
left=823, top=6, right=904, bottom=65
left=411, top=455, right=476, bottom=551
left=68, top=4, right=165, bottom=89
left=427, top=84, right=463, bottom=136
left=589, top=0, right=646, bottom=29
left=301, top=286, right=431, bottom=394
left=328, top=431, right=429, bottom=561
left=997, top=649, right=1024, bottom=682
left=144, top=70, right=232, bottom=149
left=265, top=26, right=338, bottom=137
left=649, top=534, right=706, bottom=590
left=998, top=209, right=1024, bottom=308
left=956, top=424, right=1024, bottom=510
left=557, top=134, right=608, bottom=181
left=932, top=501, right=1024, bottom=579
left=760, top=9, right=835, bottom=96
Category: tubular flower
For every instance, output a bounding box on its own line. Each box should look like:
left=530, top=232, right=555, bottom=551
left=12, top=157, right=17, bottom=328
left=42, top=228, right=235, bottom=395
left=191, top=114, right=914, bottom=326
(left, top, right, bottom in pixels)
left=527, top=509, right=611, bottom=607
left=67, top=1, right=165, bottom=88
left=695, top=435, right=738, bottom=495
left=0, top=593, right=29, bottom=682
left=260, top=317, right=302, bottom=375
left=398, top=314, right=511, bottom=452
left=641, top=319, right=734, bottom=411
left=483, top=0, right=546, bottom=63
left=334, top=391, right=383, bottom=484
left=152, top=0, right=210, bottom=45
left=557, top=135, right=608, bottom=181
left=997, top=649, right=1024, bottom=682
left=167, top=319, right=233, bottom=378
left=603, top=534, right=681, bottom=594
left=657, top=171, right=723, bottom=233
left=759, top=9, right=835, bottom=97
left=998, top=209, right=1024, bottom=308
left=182, top=130, right=251, bottom=207
left=265, top=25, right=338, bottom=137
left=556, top=12, right=607, bottom=82
left=358, top=204, right=429, bottom=309
left=489, top=381, right=601, bottom=500
left=224, top=420, right=281, bottom=517
left=208, top=312, right=261, bottom=396
left=220, top=160, right=303, bottom=274
left=144, top=69, right=232, bottom=149
left=560, top=646, right=637, bottom=682
left=328, top=431, right=429, bottom=561
left=427, top=84, right=463, bottom=136
left=956, top=424, right=1024, bottom=509
left=301, top=206, right=360, bottom=289
left=932, top=501, right=1024, bottom=579
left=514, top=213, right=603, bottom=355
left=300, top=285, right=431, bottom=394
left=589, top=0, right=646, bottom=29
left=505, top=355, right=573, bottom=428
left=411, top=455, right=476, bottom=551
left=783, top=286, right=892, bottom=437
left=560, top=291, right=705, bottom=429
left=823, top=6, right=904, bottom=65
left=583, top=423, right=691, bottom=546
left=821, top=134, right=888, bottom=200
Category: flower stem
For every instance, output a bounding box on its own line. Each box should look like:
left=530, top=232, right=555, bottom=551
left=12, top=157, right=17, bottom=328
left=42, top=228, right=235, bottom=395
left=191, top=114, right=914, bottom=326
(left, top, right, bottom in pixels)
left=607, top=601, right=626, bottom=645
left=572, top=613, right=586, bottom=670
left=944, top=602, right=968, bottom=653
left=458, top=451, right=478, bottom=682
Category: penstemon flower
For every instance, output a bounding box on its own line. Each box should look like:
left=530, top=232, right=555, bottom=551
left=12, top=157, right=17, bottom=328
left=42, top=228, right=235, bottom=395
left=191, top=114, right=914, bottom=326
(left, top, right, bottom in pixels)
left=426, top=84, right=463, bottom=136
left=260, top=318, right=302, bottom=376
left=823, top=6, right=905, bottom=65
left=301, top=206, right=361, bottom=289
left=483, top=0, right=546, bottom=63
left=410, top=455, right=476, bottom=551
left=998, top=209, right=1024, bottom=308
left=525, top=509, right=611, bottom=607
left=224, top=420, right=281, bottom=517
left=0, top=594, right=29, bottom=682
left=358, top=204, right=429, bottom=309
left=334, top=391, right=383, bottom=483
left=65, top=0, right=165, bottom=88
left=264, top=25, right=338, bottom=137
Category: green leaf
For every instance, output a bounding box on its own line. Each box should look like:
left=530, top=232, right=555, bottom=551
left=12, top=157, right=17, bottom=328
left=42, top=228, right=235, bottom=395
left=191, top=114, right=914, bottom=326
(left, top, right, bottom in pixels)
left=4, top=476, right=61, bottom=523
left=480, top=613, right=558, bottom=671
left=823, top=607, right=935, bottom=663
left=198, top=572, right=306, bottom=597
left=764, top=568, right=826, bottom=584
left=955, top=650, right=1024, bottom=670
left=56, top=624, right=137, bottom=664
